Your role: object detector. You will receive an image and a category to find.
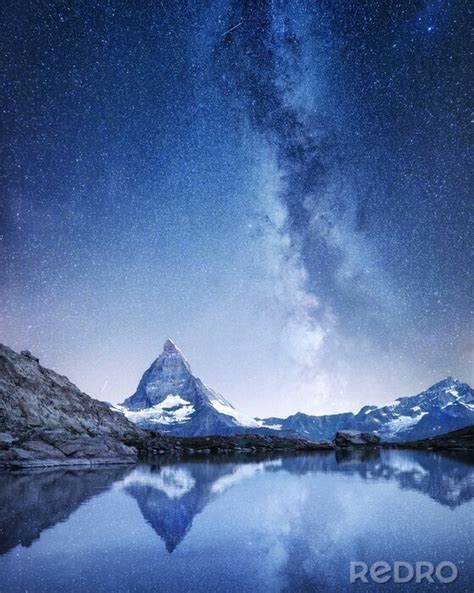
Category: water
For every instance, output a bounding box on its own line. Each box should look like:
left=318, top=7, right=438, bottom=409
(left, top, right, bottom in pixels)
left=0, top=449, right=473, bottom=593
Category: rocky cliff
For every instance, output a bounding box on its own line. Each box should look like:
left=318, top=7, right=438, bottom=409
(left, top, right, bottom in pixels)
left=0, top=344, right=145, bottom=467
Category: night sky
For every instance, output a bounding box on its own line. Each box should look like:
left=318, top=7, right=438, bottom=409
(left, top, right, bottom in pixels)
left=1, top=0, right=472, bottom=417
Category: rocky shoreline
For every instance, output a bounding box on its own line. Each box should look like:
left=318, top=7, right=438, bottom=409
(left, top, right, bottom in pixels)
left=135, top=432, right=332, bottom=457
left=0, top=431, right=334, bottom=469
left=0, top=431, right=139, bottom=468
left=3, top=425, right=472, bottom=469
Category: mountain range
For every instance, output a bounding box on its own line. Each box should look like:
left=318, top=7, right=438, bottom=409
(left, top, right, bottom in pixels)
left=116, top=340, right=474, bottom=442
left=260, top=378, right=474, bottom=441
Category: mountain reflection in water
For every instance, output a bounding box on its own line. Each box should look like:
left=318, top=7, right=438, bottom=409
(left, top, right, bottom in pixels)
left=0, top=449, right=472, bottom=557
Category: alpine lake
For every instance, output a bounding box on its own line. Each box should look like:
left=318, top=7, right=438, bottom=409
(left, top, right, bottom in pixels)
left=0, top=448, right=473, bottom=593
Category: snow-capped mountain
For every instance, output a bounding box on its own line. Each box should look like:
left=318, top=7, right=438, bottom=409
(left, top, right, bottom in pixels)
left=115, top=340, right=473, bottom=441
left=260, top=377, right=474, bottom=442
left=115, top=339, right=266, bottom=436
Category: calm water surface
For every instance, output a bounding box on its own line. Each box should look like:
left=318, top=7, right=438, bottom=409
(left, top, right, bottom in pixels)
left=0, top=449, right=473, bottom=593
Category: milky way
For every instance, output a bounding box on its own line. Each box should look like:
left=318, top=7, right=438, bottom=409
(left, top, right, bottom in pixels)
left=0, top=1, right=471, bottom=416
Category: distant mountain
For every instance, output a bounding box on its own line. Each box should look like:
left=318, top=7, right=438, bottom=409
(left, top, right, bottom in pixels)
left=260, top=377, right=474, bottom=442
left=116, top=341, right=473, bottom=442
left=116, top=339, right=270, bottom=436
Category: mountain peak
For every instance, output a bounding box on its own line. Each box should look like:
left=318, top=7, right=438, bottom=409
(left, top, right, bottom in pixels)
left=159, top=339, right=189, bottom=367
left=119, top=340, right=259, bottom=432
left=163, top=338, right=180, bottom=354
left=429, top=376, right=460, bottom=391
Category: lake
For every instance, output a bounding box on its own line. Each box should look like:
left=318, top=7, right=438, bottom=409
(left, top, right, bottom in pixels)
left=0, top=449, right=473, bottom=592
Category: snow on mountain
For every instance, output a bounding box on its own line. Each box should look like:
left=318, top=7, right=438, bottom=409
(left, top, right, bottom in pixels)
left=115, top=340, right=473, bottom=441
left=260, top=377, right=474, bottom=442
left=113, top=395, right=195, bottom=427
left=117, top=339, right=267, bottom=436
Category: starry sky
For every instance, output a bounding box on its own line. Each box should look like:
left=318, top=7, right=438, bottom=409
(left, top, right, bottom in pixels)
left=1, top=0, right=472, bottom=417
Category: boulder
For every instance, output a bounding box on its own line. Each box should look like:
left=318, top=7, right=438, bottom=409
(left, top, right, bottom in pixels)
left=20, top=350, right=39, bottom=363
left=0, top=432, right=15, bottom=449
left=0, top=436, right=137, bottom=468
left=334, top=431, right=380, bottom=447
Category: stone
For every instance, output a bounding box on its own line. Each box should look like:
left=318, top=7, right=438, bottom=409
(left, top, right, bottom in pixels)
left=334, top=431, right=381, bottom=447
left=0, top=432, right=15, bottom=449
left=20, top=350, right=39, bottom=363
